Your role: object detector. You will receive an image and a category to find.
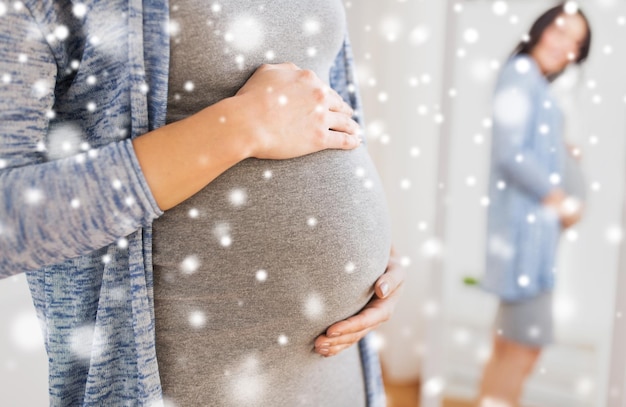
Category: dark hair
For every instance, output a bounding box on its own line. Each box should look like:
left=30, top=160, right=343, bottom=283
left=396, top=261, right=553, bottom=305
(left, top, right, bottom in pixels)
left=512, top=2, right=592, bottom=79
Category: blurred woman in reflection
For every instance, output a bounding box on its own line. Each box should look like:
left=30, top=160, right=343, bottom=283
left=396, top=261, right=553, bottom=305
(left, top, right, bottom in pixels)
left=477, top=3, right=592, bottom=406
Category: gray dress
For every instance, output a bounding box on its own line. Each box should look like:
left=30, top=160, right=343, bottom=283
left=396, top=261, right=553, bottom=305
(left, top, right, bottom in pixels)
left=151, top=1, right=392, bottom=406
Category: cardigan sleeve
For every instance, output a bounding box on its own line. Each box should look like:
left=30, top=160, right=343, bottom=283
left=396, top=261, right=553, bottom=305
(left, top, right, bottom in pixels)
left=0, top=4, right=162, bottom=277
left=491, top=56, right=554, bottom=201
left=329, top=33, right=367, bottom=146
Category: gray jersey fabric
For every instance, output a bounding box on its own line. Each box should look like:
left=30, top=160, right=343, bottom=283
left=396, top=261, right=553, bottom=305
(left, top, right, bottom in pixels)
left=496, top=292, right=554, bottom=348
left=151, top=1, right=392, bottom=406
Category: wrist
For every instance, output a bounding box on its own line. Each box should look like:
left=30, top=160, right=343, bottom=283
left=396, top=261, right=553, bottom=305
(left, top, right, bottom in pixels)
left=218, top=94, right=262, bottom=160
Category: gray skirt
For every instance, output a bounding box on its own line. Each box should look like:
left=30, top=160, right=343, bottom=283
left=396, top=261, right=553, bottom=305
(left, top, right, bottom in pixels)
left=495, top=291, right=554, bottom=348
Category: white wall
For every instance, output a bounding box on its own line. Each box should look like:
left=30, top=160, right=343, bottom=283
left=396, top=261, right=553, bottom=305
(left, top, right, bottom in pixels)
left=345, top=0, right=448, bottom=383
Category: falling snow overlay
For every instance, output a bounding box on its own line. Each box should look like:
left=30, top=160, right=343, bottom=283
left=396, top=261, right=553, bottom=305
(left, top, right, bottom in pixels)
left=3, top=0, right=624, bottom=406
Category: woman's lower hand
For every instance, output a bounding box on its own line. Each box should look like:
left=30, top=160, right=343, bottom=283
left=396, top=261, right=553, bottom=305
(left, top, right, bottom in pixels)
left=313, top=247, right=405, bottom=357
left=233, top=62, right=361, bottom=160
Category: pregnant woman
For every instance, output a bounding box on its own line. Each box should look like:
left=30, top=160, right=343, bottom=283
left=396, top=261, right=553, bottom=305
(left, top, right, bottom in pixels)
left=152, top=1, right=391, bottom=406
left=477, top=3, right=591, bottom=406
left=0, top=1, right=400, bottom=406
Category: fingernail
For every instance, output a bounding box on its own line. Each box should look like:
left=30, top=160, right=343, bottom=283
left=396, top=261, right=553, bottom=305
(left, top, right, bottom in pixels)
left=319, top=342, right=331, bottom=348
left=318, top=348, right=330, bottom=355
left=329, top=332, right=340, bottom=338
left=380, top=282, right=389, bottom=298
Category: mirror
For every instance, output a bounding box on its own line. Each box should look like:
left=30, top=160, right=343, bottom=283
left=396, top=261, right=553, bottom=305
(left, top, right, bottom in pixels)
left=435, top=1, right=626, bottom=406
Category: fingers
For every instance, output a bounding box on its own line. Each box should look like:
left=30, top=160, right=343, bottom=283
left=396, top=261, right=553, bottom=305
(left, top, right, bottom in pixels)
left=325, top=88, right=354, bottom=116
left=257, top=62, right=301, bottom=72
left=326, top=130, right=361, bottom=150
left=314, top=329, right=371, bottom=357
left=374, top=257, right=406, bottom=299
left=326, top=111, right=360, bottom=136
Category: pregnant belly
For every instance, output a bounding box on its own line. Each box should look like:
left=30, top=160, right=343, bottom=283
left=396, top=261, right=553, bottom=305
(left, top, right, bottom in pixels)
left=151, top=146, right=391, bottom=404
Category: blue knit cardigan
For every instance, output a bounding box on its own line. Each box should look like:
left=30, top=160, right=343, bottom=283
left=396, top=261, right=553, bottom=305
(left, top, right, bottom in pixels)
left=481, top=55, right=567, bottom=302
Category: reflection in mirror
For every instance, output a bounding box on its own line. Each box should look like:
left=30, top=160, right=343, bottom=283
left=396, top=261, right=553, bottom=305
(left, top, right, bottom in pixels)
left=439, top=1, right=626, bottom=407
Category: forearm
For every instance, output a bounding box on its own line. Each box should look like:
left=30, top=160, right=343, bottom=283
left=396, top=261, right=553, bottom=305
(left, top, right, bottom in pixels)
left=0, top=140, right=161, bottom=276
left=498, top=153, right=554, bottom=202
left=132, top=97, right=252, bottom=210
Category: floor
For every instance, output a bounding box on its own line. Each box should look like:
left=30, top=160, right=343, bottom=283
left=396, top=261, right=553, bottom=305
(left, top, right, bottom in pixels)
left=384, top=379, right=474, bottom=407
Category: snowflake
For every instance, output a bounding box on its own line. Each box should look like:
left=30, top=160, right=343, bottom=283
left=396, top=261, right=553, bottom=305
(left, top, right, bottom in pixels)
left=463, top=28, right=479, bottom=44
left=229, top=188, right=247, bottom=207
left=344, top=262, right=356, bottom=274
left=229, top=356, right=264, bottom=403
left=72, top=3, right=87, bottom=18
left=24, top=188, right=44, bottom=205
left=255, top=269, right=268, bottom=282
left=527, top=325, right=541, bottom=338
left=188, top=311, right=207, bottom=328
left=277, top=334, right=288, bottom=345
left=32, top=79, right=53, bottom=99
left=575, top=377, right=594, bottom=396
left=492, top=1, right=508, bottom=16
left=564, top=1, right=579, bottom=15
left=54, top=25, right=69, bottom=41
left=180, top=255, right=200, bottom=274
left=226, top=15, right=264, bottom=52
left=10, top=312, right=44, bottom=352
left=606, top=226, right=623, bottom=244
left=117, top=237, right=128, bottom=249
left=379, top=16, right=402, bottom=42
left=423, top=377, right=445, bottom=397
left=303, top=18, right=321, bottom=36
left=549, top=173, right=561, bottom=185
left=493, top=87, right=530, bottom=127
left=421, top=238, right=442, bottom=257
left=488, top=235, right=514, bottom=259
left=369, top=331, right=385, bottom=351
left=409, top=25, right=430, bottom=46
left=517, top=274, right=530, bottom=287
left=303, top=293, right=324, bottom=320
left=69, top=323, right=98, bottom=360
left=514, top=58, right=531, bottom=74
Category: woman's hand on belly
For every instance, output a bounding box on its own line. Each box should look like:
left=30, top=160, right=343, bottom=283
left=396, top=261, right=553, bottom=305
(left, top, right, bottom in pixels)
left=235, top=63, right=362, bottom=159
left=133, top=63, right=361, bottom=211
left=313, top=247, right=405, bottom=357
